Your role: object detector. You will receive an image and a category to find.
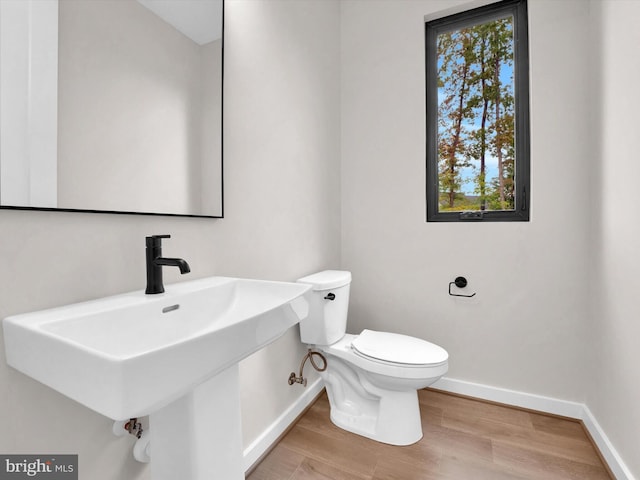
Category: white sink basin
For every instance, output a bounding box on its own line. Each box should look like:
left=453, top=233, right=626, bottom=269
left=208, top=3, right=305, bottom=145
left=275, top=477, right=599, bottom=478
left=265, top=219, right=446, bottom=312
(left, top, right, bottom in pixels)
left=3, top=276, right=310, bottom=420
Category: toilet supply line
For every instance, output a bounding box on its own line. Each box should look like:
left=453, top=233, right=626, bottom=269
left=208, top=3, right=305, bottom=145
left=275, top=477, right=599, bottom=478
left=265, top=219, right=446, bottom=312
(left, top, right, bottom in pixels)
left=288, top=349, right=327, bottom=387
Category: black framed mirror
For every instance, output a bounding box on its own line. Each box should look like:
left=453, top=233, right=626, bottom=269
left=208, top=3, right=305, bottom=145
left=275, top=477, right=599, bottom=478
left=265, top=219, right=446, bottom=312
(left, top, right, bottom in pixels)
left=0, top=0, right=224, bottom=218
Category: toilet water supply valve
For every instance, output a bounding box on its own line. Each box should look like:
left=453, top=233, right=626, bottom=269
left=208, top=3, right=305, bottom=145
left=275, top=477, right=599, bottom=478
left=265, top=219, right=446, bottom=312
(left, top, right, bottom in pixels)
left=125, top=418, right=144, bottom=439
left=113, top=418, right=151, bottom=463
left=288, top=349, right=327, bottom=387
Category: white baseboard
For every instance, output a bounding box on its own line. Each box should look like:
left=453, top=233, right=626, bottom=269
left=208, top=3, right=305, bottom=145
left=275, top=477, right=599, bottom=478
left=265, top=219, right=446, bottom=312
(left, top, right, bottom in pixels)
left=432, top=377, right=636, bottom=480
left=432, top=377, right=585, bottom=418
left=581, top=405, right=636, bottom=480
left=243, top=377, right=324, bottom=473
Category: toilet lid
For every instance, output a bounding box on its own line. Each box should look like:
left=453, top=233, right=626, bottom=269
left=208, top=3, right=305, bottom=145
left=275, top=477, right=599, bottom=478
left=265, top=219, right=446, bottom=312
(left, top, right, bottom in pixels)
left=351, top=329, right=448, bottom=366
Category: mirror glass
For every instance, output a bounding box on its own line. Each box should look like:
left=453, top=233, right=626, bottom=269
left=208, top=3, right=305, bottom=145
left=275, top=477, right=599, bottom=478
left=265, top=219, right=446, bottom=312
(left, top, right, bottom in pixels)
left=0, top=0, right=223, bottom=217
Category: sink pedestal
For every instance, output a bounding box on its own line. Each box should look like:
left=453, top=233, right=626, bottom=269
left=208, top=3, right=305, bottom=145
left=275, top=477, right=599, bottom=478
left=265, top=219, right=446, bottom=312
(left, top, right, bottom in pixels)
left=149, top=364, right=244, bottom=480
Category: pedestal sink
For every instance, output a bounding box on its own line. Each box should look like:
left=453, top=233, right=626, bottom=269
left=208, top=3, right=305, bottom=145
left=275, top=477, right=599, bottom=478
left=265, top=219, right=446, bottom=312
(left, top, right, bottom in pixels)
left=3, top=276, right=311, bottom=480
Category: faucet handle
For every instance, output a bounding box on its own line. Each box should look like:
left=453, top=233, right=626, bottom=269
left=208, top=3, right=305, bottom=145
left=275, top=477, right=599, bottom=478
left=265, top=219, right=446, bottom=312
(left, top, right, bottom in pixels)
left=146, top=234, right=171, bottom=248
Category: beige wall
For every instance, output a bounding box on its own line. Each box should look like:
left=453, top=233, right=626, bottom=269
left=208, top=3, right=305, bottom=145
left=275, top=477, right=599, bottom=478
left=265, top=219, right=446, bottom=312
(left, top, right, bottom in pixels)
left=224, top=0, right=341, bottom=448
left=341, top=0, right=593, bottom=401
left=341, top=0, right=638, bottom=477
left=0, top=1, right=340, bottom=478
left=589, top=0, right=640, bottom=476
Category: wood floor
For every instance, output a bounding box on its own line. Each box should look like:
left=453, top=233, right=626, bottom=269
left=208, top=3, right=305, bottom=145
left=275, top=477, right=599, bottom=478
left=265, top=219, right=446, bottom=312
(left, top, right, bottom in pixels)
left=246, top=389, right=612, bottom=480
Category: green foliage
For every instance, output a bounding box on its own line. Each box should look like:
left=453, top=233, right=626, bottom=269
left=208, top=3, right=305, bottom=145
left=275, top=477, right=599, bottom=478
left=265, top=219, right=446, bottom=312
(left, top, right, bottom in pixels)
left=436, top=16, right=516, bottom=212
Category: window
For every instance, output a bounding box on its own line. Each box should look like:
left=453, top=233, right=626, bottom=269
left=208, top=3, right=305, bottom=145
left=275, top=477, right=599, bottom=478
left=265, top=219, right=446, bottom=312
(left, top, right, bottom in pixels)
left=425, top=0, right=530, bottom=222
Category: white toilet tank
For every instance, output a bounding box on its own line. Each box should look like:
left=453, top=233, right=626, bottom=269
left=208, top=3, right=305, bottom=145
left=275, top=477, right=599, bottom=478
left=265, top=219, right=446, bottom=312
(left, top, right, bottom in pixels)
left=297, top=270, right=351, bottom=346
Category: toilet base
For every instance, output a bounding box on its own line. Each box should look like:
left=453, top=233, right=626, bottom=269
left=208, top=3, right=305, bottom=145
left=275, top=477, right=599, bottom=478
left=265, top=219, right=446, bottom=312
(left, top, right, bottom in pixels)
left=320, top=358, right=424, bottom=446
left=328, top=388, right=423, bottom=446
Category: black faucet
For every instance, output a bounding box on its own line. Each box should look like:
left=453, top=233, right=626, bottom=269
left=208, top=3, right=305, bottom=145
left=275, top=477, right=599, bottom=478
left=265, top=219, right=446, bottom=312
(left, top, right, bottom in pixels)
left=145, top=235, right=191, bottom=294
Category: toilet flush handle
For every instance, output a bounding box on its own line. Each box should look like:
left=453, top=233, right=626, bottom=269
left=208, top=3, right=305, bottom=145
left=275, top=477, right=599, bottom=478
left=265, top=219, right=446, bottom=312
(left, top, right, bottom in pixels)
left=324, top=293, right=336, bottom=301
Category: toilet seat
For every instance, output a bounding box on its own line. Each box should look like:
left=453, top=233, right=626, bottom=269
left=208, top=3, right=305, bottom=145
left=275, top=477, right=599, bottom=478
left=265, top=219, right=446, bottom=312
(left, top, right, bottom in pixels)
left=321, top=334, right=448, bottom=380
left=351, top=330, right=448, bottom=367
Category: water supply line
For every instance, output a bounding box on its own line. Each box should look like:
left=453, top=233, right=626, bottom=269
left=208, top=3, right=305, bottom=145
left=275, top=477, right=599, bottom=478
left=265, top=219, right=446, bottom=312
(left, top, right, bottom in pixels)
left=288, top=349, right=327, bottom=387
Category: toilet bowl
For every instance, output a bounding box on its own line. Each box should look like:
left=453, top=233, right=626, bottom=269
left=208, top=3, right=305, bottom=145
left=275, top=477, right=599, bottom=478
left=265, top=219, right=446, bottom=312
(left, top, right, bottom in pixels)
left=297, top=271, right=448, bottom=446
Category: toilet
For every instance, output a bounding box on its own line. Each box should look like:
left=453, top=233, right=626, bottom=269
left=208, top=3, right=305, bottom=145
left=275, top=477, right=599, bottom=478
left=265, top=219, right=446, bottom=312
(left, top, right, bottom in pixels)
left=297, top=270, right=448, bottom=446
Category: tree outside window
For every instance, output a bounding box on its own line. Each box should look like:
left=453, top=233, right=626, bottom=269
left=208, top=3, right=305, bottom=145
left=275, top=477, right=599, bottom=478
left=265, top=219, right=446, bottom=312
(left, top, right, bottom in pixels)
left=426, top=0, right=529, bottom=222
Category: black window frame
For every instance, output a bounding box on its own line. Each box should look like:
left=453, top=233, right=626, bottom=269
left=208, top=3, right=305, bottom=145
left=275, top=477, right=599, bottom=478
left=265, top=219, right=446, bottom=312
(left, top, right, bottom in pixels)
left=425, top=0, right=530, bottom=222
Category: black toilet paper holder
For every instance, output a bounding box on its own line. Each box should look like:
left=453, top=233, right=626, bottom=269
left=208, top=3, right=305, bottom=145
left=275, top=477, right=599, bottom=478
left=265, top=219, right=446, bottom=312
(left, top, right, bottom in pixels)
left=448, top=276, right=476, bottom=298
